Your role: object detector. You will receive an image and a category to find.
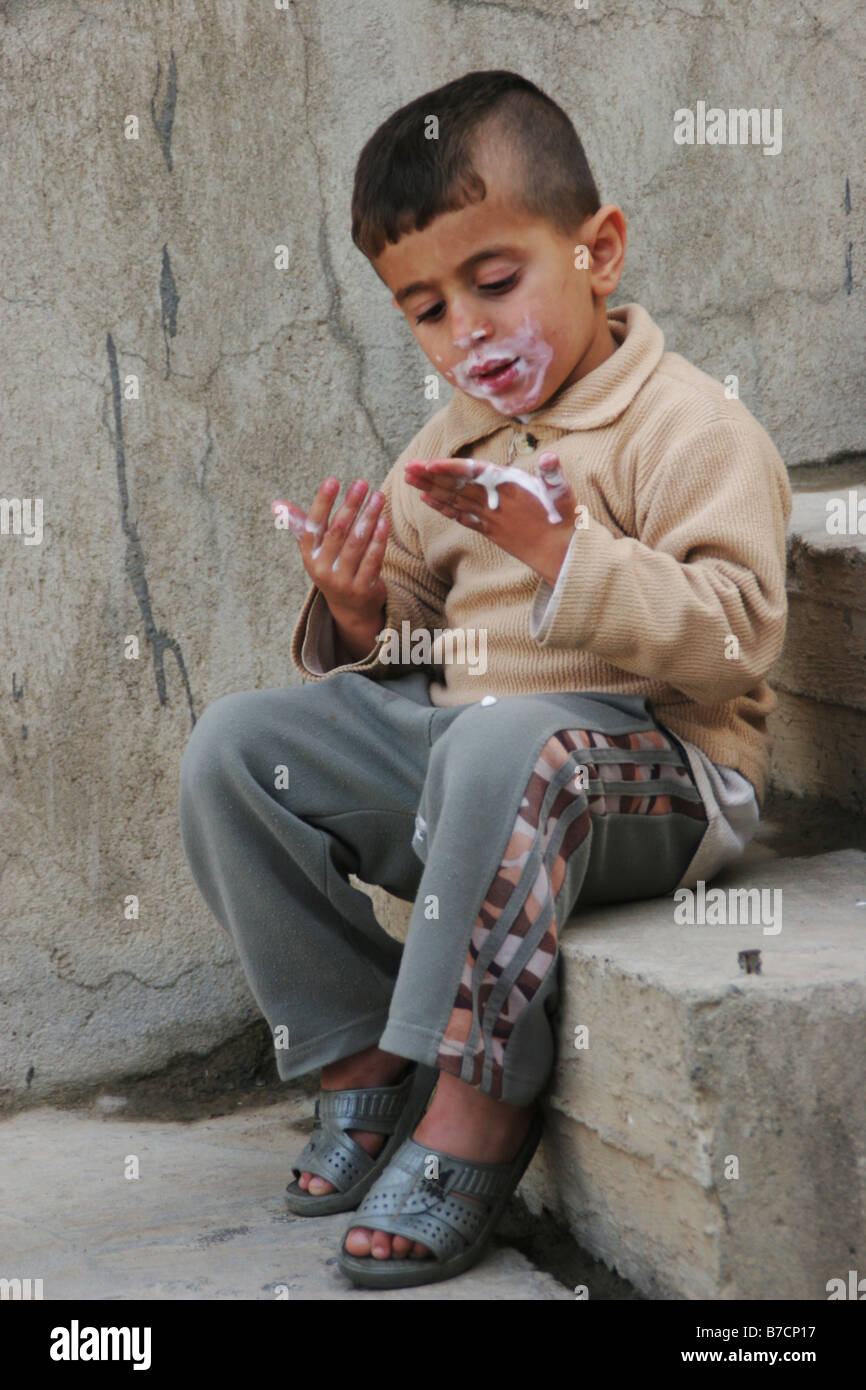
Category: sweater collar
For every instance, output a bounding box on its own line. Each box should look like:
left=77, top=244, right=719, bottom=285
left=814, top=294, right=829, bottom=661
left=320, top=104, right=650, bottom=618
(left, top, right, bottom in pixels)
left=438, top=302, right=665, bottom=456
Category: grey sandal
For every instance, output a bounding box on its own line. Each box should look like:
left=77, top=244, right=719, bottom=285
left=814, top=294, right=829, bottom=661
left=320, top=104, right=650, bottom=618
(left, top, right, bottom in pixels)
left=336, top=1107, right=544, bottom=1288
left=284, top=1062, right=438, bottom=1216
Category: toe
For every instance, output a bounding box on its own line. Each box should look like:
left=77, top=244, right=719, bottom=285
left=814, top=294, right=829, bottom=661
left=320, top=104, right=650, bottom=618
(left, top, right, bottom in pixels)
left=307, top=1174, right=336, bottom=1196
left=411, top=1241, right=431, bottom=1259
left=346, top=1225, right=407, bottom=1260
left=371, top=1229, right=392, bottom=1260
left=344, top=1225, right=372, bottom=1256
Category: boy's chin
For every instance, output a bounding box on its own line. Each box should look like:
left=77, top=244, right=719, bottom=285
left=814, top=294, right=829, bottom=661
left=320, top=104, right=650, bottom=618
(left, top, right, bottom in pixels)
left=452, top=384, right=551, bottom=419
left=492, top=391, right=557, bottom=421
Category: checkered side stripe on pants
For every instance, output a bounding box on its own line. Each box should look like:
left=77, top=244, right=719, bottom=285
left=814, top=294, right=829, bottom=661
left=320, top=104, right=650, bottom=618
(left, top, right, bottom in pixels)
left=435, top=727, right=707, bottom=1097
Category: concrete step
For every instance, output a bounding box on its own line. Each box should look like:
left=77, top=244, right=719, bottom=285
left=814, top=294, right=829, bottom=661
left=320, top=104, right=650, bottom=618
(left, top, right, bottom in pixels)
left=357, top=842, right=866, bottom=1300
left=519, top=847, right=866, bottom=1300
left=769, top=480, right=866, bottom=810
left=0, top=1103, right=570, bottom=1300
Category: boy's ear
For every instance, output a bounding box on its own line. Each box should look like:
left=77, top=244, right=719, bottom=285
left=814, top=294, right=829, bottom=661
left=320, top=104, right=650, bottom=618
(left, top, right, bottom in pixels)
left=585, top=204, right=626, bottom=298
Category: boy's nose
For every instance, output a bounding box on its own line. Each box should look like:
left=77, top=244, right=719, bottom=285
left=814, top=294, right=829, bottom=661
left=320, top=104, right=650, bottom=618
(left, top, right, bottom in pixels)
left=453, top=326, right=491, bottom=350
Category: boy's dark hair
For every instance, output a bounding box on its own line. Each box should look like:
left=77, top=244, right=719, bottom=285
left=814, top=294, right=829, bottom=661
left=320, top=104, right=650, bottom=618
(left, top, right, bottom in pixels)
left=351, top=70, right=601, bottom=261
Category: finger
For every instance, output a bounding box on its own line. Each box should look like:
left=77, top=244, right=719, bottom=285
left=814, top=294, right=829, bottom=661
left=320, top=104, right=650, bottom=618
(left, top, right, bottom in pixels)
left=404, top=464, right=454, bottom=491
left=409, top=456, right=487, bottom=473
left=407, top=471, right=477, bottom=495
left=415, top=472, right=490, bottom=509
left=313, top=479, right=371, bottom=564
left=332, top=490, right=385, bottom=580
left=271, top=499, right=309, bottom=541
left=353, top=512, right=390, bottom=590
left=418, top=458, right=497, bottom=500
left=416, top=477, right=474, bottom=505
left=301, top=477, right=342, bottom=551
left=422, top=494, right=486, bottom=530
left=405, top=470, right=464, bottom=499
left=419, top=485, right=490, bottom=526
left=405, top=458, right=485, bottom=485
left=537, top=451, right=570, bottom=495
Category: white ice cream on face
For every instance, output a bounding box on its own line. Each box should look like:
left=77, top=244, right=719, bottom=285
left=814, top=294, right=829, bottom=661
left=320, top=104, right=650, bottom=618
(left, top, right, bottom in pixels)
left=459, top=458, right=567, bottom=523
left=451, top=313, right=554, bottom=416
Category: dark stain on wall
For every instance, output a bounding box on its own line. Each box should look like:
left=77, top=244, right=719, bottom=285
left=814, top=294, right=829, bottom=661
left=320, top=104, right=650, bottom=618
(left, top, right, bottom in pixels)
left=160, top=243, right=179, bottom=378
left=845, top=178, right=852, bottom=295
left=150, top=49, right=177, bottom=173
left=105, top=331, right=197, bottom=728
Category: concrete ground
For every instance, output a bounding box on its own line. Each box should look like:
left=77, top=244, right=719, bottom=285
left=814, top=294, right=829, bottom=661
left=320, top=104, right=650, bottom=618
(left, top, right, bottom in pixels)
left=0, top=1093, right=572, bottom=1301
left=5, top=788, right=860, bottom=1303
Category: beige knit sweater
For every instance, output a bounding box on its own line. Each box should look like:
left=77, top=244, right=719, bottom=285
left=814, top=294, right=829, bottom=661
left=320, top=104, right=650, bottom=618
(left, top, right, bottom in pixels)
left=290, top=302, right=792, bottom=807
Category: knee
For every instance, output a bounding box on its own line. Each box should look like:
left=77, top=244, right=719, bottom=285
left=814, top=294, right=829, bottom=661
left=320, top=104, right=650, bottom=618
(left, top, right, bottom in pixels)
left=430, top=697, right=520, bottom=770
left=178, top=689, right=264, bottom=801
left=425, top=703, right=506, bottom=799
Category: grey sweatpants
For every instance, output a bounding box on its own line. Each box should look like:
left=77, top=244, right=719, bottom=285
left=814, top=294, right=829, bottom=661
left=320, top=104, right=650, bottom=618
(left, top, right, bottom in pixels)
left=178, top=668, right=708, bottom=1106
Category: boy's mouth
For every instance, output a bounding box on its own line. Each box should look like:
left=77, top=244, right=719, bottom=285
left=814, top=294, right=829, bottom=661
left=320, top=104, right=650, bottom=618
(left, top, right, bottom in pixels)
left=469, top=357, right=520, bottom=390
left=451, top=316, right=552, bottom=414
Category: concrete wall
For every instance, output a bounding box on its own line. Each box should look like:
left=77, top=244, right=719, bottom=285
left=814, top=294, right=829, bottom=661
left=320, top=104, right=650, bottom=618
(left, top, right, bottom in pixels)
left=2, top=0, right=863, bottom=1104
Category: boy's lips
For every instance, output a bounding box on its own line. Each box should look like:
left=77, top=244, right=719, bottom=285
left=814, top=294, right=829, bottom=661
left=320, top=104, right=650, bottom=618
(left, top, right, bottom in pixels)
left=470, top=355, right=518, bottom=378
left=451, top=316, right=552, bottom=413
left=469, top=357, right=521, bottom=392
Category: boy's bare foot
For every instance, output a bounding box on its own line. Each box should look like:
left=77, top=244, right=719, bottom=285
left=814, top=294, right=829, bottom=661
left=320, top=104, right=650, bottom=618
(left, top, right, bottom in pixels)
left=344, top=1070, right=533, bottom=1262
left=296, top=1045, right=409, bottom=1196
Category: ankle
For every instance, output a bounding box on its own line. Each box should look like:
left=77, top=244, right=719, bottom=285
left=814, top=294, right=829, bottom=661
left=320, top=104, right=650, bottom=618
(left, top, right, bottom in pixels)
left=429, top=1070, right=531, bottom=1122
left=414, top=1073, right=533, bottom=1157
left=321, top=1045, right=409, bottom=1091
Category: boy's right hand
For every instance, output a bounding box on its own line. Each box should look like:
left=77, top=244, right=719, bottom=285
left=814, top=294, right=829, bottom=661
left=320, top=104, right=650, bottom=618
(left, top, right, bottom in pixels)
left=272, top=477, right=389, bottom=636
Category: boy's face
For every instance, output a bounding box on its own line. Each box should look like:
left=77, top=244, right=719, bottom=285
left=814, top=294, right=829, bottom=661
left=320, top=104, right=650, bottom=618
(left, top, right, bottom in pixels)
left=373, top=147, right=624, bottom=421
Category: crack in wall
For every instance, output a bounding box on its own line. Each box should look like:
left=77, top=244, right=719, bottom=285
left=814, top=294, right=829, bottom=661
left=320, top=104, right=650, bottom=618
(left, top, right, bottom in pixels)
left=42, top=956, right=239, bottom=995
left=287, top=3, right=389, bottom=465
left=197, top=402, right=214, bottom=492
left=441, top=0, right=727, bottom=29
left=0, top=293, right=51, bottom=310
left=104, top=330, right=197, bottom=729
left=198, top=320, right=331, bottom=392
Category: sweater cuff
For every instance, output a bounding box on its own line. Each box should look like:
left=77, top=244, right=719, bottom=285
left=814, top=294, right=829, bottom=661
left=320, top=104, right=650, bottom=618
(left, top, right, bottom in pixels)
left=289, top=583, right=431, bottom=682
left=290, top=585, right=381, bottom=680
left=529, top=518, right=613, bottom=648
left=303, top=588, right=366, bottom=673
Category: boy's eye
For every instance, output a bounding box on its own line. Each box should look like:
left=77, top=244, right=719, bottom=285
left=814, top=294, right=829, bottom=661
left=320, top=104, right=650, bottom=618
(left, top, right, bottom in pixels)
left=414, top=303, right=444, bottom=325
left=414, top=272, right=519, bottom=325
left=481, top=273, right=519, bottom=294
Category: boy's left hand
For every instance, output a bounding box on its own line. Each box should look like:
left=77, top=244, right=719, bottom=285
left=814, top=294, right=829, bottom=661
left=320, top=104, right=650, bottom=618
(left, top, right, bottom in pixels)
left=404, top=452, right=577, bottom=586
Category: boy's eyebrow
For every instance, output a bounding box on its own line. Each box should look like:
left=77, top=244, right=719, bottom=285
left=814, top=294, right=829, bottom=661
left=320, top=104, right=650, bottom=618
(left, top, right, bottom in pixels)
left=394, top=246, right=519, bottom=305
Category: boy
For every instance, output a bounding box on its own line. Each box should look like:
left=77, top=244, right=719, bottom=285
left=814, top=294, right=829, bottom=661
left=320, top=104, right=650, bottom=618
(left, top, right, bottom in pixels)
left=179, top=70, right=792, bottom=1291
